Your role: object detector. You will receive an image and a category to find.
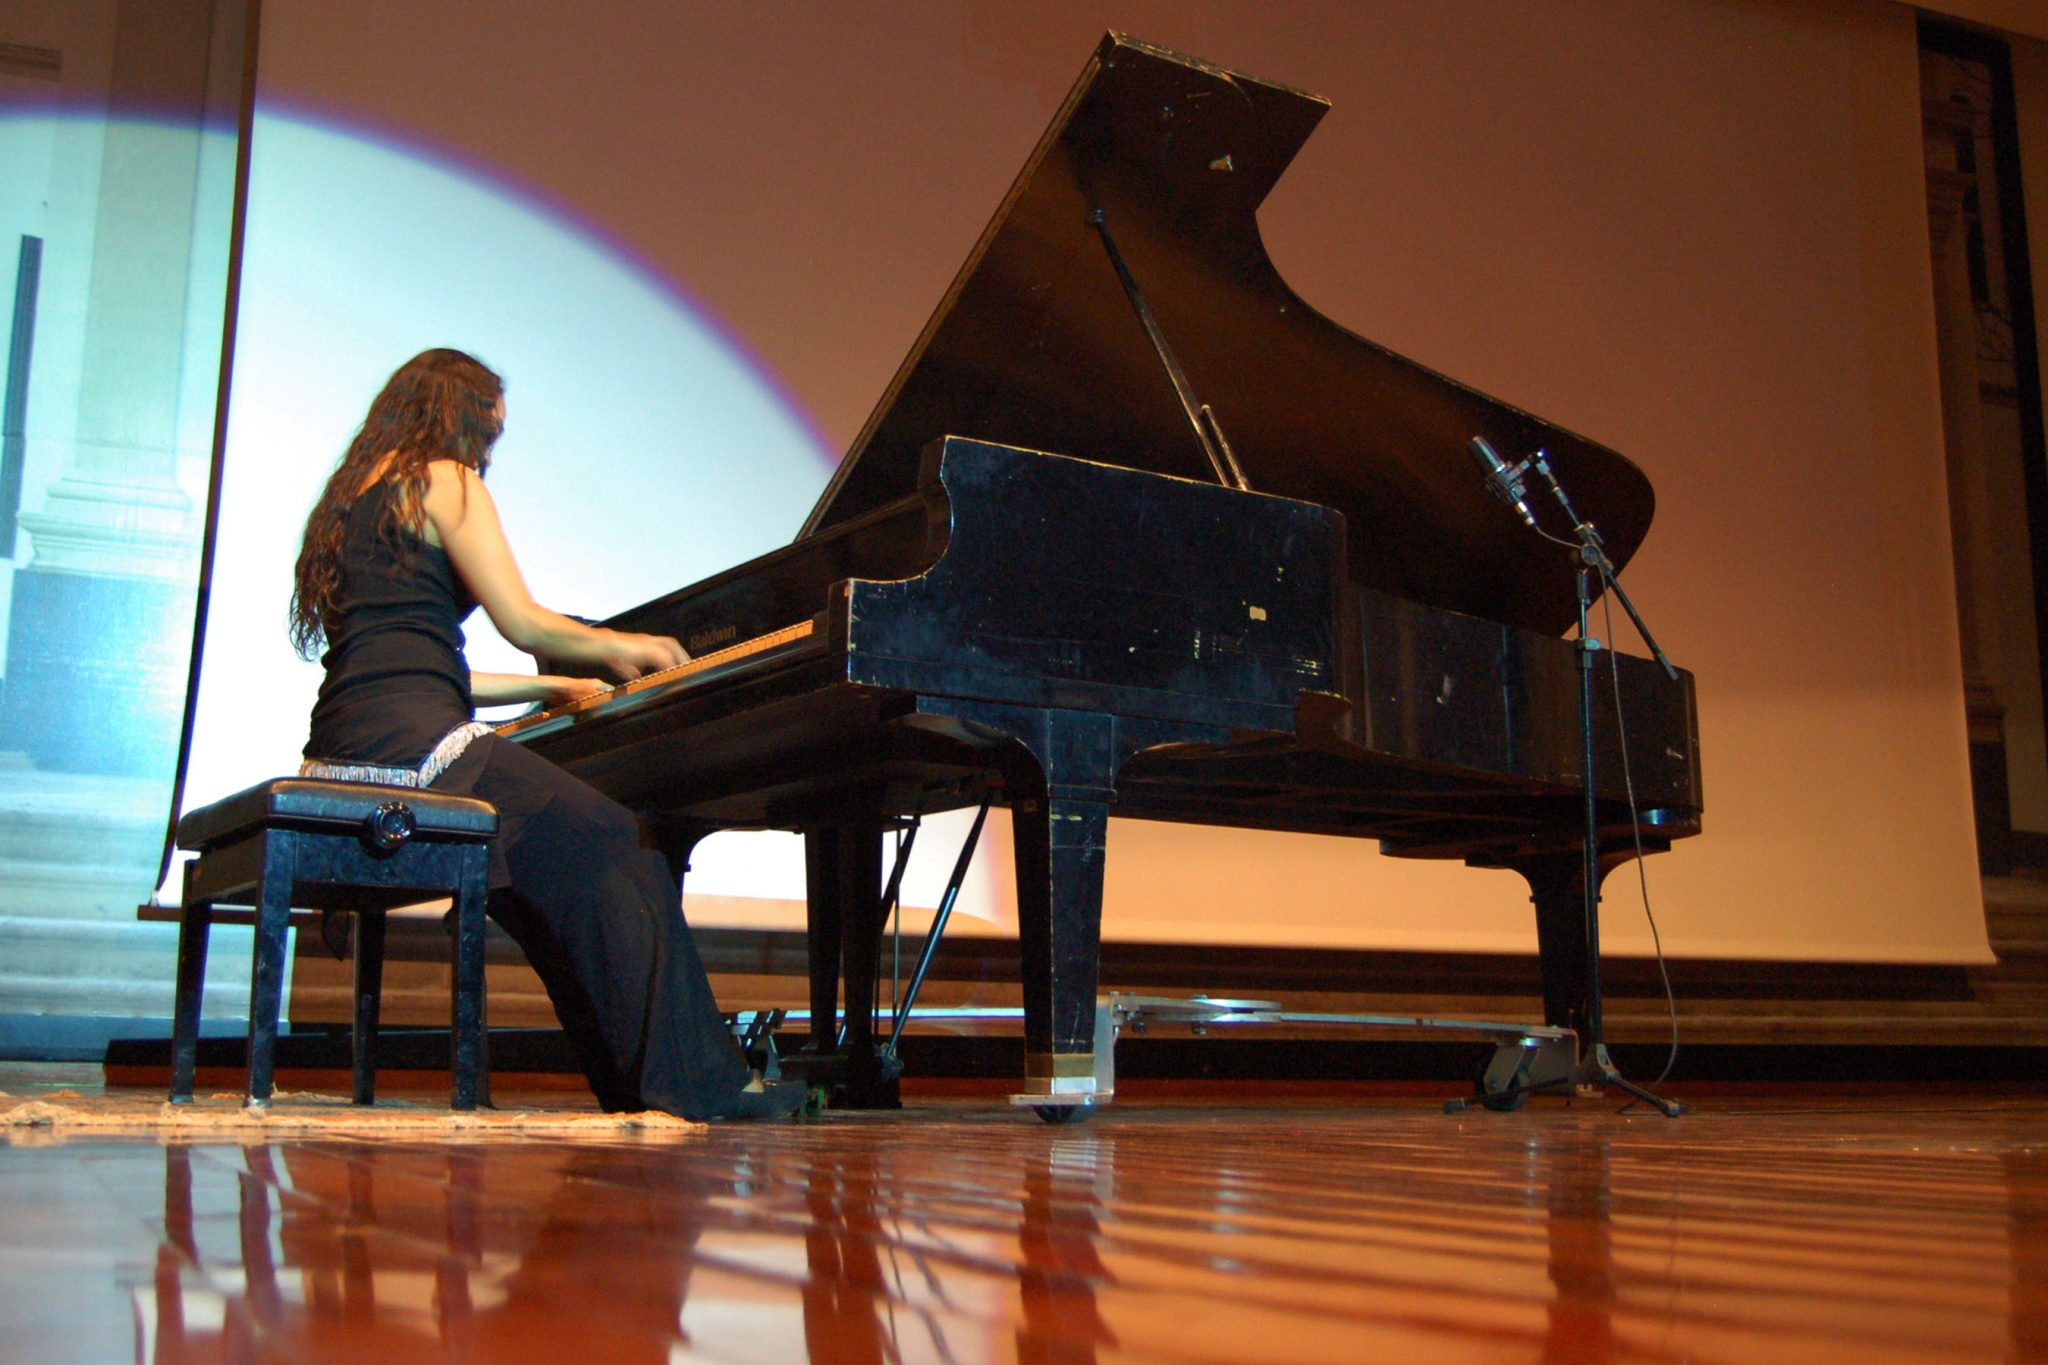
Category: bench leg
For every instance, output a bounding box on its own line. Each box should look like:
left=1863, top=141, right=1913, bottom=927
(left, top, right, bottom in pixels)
left=169, top=864, right=212, bottom=1104
left=245, top=836, right=295, bottom=1108
left=450, top=851, right=489, bottom=1111
left=351, top=910, right=386, bottom=1105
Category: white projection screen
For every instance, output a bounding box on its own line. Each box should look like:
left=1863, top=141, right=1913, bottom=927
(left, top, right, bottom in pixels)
left=178, top=0, right=2015, bottom=966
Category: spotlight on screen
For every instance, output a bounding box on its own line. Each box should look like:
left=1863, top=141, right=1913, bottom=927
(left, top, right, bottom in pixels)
left=181, top=112, right=1008, bottom=930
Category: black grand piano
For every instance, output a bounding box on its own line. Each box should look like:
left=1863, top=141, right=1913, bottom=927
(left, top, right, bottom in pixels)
left=502, top=34, right=1702, bottom=1114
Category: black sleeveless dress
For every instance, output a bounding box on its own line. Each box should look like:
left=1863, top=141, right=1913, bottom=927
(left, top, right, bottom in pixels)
left=306, top=480, right=752, bottom=1118
left=307, top=481, right=476, bottom=765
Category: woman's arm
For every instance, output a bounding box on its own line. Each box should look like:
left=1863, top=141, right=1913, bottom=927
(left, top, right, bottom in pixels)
left=421, top=460, right=686, bottom=679
left=470, top=671, right=613, bottom=708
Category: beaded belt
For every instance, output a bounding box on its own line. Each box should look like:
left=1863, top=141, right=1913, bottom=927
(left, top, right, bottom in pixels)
left=299, top=720, right=495, bottom=789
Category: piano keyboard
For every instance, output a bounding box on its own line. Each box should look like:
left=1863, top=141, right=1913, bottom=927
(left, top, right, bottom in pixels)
left=495, top=619, right=818, bottom=742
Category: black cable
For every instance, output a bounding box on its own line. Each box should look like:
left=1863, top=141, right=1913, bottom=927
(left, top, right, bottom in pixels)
left=1600, top=587, right=1681, bottom=1090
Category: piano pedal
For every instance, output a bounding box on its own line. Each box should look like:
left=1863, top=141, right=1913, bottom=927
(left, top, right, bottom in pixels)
left=776, top=1044, right=903, bottom=1110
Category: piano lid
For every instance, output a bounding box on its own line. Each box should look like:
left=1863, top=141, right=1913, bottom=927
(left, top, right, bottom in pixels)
left=800, top=33, right=1656, bottom=639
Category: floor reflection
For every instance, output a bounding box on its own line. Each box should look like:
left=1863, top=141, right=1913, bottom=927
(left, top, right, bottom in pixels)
left=103, top=1101, right=2048, bottom=1363
left=1015, top=1135, right=1113, bottom=1364
left=2007, top=1146, right=2048, bottom=1364
left=802, top=1140, right=888, bottom=1362
left=141, top=1142, right=560, bottom=1362
left=134, top=1129, right=1119, bottom=1362
left=1539, top=1129, right=1615, bottom=1364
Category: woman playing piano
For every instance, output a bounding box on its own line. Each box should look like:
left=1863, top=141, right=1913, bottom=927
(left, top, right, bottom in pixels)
left=289, top=347, right=803, bottom=1120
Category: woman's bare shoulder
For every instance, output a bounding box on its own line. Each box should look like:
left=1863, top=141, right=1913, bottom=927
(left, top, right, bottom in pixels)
left=422, top=458, right=483, bottom=490
left=422, top=459, right=490, bottom=510
left=420, top=460, right=498, bottom=546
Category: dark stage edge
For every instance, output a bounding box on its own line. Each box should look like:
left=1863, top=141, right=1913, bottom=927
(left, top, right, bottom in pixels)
left=100, top=1028, right=2048, bottom=1088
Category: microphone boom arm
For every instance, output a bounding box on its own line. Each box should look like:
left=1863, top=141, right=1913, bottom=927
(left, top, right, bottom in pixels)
left=1529, top=453, right=1678, bottom=681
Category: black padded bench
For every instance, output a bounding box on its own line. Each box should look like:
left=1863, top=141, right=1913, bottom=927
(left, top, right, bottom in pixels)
left=169, top=778, right=498, bottom=1109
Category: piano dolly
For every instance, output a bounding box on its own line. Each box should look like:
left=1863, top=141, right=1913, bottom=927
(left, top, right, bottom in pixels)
left=726, top=996, right=1584, bottom=1122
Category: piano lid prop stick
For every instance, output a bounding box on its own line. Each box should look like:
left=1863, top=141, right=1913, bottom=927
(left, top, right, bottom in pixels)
left=1089, top=208, right=1252, bottom=493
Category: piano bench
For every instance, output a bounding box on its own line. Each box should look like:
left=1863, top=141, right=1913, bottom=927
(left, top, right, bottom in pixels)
left=168, top=778, right=499, bottom=1111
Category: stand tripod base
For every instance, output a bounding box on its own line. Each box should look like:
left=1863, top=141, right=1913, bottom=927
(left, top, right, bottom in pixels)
left=1597, top=1046, right=1687, bottom=1117
left=1446, top=1040, right=1686, bottom=1117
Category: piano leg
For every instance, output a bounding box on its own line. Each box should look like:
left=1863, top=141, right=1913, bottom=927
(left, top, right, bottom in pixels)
left=1500, top=843, right=1689, bottom=1117
left=1509, top=846, right=1643, bottom=1053
left=1011, top=788, right=1109, bottom=1116
left=1513, top=849, right=1599, bottom=1042
left=837, top=813, right=902, bottom=1110
left=910, top=700, right=1225, bottom=1120
left=801, top=795, right=902, bottom=1109
left=988, top=706, right=1149, bottom=1121
left=801, top=826, right=845, bottom=1055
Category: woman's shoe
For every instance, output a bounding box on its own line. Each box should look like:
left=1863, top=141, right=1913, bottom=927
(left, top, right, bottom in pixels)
left=708, top=1078, right=808, bottom=1121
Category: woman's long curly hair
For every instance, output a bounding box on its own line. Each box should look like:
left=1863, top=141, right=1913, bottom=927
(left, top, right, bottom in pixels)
left=289, top=348, right=504, bottom=659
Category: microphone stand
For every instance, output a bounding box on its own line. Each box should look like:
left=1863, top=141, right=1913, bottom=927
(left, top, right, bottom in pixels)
left=1527, top=451, right=1686, bottom=1118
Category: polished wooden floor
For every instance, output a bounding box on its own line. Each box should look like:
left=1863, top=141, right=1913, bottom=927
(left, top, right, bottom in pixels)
left=4, top=1070, right=2045, bottom=1363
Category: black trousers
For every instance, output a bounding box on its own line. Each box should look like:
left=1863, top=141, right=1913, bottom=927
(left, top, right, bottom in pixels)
left=433, top=734, right=750, bottom=1118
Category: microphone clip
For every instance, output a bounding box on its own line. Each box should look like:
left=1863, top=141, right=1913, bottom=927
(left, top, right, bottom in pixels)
left=1467, top=435, right=1540, bottom=529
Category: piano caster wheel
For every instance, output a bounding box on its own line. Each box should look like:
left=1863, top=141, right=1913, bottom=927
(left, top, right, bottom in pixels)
left=1474, top=1061, right=1528, bottom=1112
left=1473, top=1077, right=1528, bottom=1112
left=1033, top=1102, right=1095, bottom=1125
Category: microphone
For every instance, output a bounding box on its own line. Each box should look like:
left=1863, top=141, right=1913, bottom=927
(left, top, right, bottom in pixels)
left=1467, top=436, right=1538, bottom=528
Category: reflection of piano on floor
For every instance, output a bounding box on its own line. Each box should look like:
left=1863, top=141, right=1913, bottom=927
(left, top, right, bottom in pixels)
left=501, top=33, right=1702, bottom=1114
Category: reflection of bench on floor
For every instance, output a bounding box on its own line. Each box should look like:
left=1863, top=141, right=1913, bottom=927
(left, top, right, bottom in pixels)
left=154, top=778, right=497, bottom=1109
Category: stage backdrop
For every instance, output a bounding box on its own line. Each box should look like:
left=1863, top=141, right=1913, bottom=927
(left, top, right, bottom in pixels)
left=181, top=0, right=2033, bottom=964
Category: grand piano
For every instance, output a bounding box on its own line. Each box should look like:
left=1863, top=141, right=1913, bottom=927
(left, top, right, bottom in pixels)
left=501, top=33, right=1703, bottom=1113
